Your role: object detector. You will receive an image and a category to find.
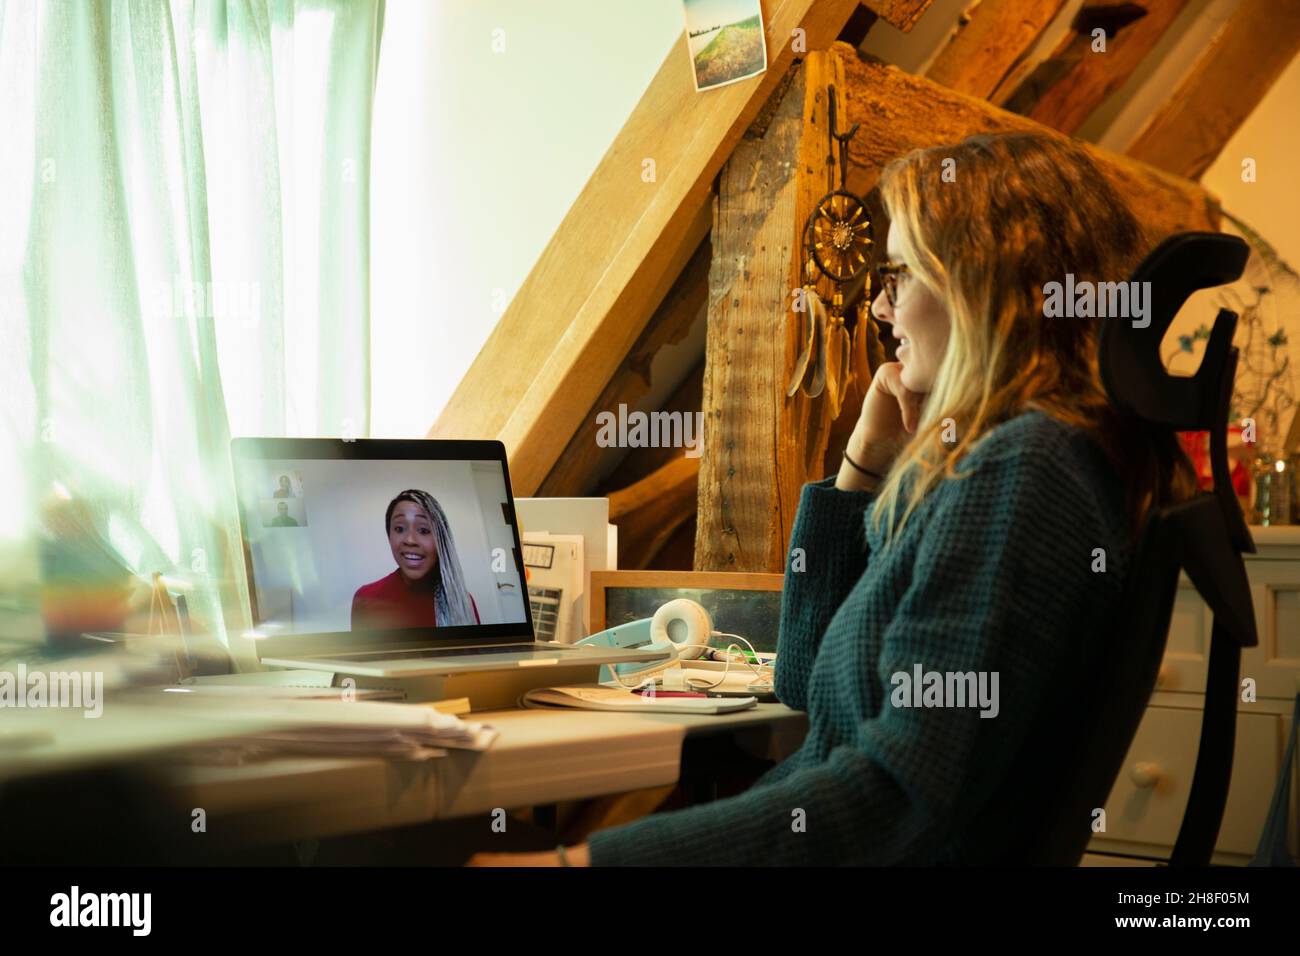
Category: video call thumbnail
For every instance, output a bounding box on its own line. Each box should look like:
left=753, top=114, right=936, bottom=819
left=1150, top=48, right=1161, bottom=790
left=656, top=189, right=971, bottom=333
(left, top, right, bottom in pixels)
left=236, top=457, right=529, bottom=635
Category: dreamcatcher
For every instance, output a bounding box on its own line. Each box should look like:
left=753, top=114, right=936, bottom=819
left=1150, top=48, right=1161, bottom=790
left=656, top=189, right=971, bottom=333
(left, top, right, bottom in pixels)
left=787, top=85, right=881, bottom=418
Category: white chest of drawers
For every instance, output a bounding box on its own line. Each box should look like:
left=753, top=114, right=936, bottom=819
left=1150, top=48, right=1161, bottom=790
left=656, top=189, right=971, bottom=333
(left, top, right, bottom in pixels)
left=1088, top=526, right=1300, bottom=864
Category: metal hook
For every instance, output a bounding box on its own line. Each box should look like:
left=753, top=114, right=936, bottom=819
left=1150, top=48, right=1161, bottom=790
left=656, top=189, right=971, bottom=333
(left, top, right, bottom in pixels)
left=827, top=85, right=859, bottom=189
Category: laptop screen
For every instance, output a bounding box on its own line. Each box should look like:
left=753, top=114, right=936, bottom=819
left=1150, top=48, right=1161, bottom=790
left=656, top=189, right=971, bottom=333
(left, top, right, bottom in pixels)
left=231, top=439, right=532, bottom=640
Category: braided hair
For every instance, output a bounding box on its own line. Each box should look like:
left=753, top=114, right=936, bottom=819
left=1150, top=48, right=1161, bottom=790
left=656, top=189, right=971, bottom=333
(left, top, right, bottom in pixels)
left=385, top=489, right=477, bottom=626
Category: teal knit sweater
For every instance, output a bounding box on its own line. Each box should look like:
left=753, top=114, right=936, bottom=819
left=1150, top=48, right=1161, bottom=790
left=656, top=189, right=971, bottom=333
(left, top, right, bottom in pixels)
left=588, top=410, right=1132, bottom=865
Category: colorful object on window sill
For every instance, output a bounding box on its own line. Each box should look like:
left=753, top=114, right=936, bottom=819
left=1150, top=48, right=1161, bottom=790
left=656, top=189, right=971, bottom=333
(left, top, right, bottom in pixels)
left=1252, top=455, right=1297, bottom=526
left=1178, top=427, right=1253, bottom=497
left=148, top=572, right=191, bottom=681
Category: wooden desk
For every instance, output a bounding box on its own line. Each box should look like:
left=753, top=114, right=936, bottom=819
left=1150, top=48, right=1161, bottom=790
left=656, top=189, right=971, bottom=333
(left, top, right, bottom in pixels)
left=173, top=703, right=807, bottom=846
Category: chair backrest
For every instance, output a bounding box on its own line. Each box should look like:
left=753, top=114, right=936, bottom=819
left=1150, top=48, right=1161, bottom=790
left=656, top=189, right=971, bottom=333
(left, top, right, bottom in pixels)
left=982, top=504, right=1182, bottom=865
left=992, top=232, right=1257, bottom=865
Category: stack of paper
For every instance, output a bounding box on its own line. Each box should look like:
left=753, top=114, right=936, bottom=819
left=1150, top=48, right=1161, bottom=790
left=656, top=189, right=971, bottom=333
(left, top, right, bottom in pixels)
left=157, top=695, right=497, bottom=762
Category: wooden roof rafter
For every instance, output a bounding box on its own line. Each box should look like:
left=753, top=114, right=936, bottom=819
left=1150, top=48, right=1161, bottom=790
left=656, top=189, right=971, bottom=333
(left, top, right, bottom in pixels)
left=926, top=0, right=1071, bottom=99
left=1127, top=0, right=1300, bottom=179
left=993, top=0, right=1193, bottom=134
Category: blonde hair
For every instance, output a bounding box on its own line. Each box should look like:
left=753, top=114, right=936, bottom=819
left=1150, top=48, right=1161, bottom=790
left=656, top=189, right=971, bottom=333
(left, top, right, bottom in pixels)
left=870, top=132, right=1196, bottom=542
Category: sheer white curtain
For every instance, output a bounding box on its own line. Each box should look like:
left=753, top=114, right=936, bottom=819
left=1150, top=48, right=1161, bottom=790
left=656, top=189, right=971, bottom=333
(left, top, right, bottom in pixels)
left=0, top=0, right=381, bottom=659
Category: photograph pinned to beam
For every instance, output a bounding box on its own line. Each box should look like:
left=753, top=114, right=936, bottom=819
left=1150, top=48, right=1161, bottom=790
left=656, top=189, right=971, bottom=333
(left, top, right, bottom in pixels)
left=682, top=0, right=767, bottom=92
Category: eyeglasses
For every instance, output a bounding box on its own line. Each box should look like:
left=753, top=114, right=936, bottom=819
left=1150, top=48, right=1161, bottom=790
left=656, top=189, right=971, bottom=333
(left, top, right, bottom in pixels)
left=876, top=261, right=911, bottom=308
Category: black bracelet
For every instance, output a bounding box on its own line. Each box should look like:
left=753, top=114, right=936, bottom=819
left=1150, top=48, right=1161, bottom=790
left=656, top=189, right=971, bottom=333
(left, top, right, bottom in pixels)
left=842, top=449, right=885, bottom=482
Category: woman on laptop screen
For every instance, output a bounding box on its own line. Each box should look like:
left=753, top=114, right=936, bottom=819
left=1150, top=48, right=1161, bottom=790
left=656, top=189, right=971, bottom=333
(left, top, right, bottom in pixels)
left=351, top=489, right=480, bottom=631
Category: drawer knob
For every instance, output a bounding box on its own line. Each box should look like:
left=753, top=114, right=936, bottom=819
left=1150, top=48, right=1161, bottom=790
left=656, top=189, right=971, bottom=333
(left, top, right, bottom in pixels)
left=1130, top=762, right=1161, bottom=788
left=1156, top=665, right=1171, bottom=689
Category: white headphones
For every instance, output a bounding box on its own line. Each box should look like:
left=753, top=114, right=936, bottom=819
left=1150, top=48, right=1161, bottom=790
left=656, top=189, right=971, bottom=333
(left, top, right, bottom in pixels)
left=649, top=598, right=714, bottom=661
left=586, top=598, right=771, bottom=692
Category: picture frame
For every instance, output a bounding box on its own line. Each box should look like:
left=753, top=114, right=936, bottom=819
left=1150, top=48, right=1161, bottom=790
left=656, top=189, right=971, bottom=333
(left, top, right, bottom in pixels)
left=588, top=570, right=784, bottom=653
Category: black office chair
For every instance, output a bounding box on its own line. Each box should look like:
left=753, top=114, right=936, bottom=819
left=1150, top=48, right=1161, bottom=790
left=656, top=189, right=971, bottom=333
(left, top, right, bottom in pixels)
left=986, top=232, right=1258, bottom=866
left=1098, top=232, right=1258, bottom=865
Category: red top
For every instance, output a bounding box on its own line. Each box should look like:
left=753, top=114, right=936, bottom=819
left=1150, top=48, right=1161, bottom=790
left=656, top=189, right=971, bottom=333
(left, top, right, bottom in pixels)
left=350, top=570, right=479, bottom=631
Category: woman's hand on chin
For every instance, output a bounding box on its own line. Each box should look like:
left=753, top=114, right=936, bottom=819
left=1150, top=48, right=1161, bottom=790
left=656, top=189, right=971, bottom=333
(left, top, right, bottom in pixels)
left=838, top=362, right=926, bottom=491
left=465, top=844, right=591, bottom=867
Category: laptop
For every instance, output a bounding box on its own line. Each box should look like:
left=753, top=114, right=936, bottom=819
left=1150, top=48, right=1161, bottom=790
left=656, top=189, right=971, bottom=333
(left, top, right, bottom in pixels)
left=230, top=437, right=669, bottom=677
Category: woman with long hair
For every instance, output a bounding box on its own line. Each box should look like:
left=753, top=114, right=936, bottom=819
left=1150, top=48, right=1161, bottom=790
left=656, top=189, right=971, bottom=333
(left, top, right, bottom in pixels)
left=471, top=131, right=1197, bottom=866
left=351, top=489, right=480, bottom=631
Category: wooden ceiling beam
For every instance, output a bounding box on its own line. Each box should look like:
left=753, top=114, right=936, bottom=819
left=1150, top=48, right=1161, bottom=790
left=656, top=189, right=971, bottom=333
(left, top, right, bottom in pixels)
left=838, top=4, right=879, bottom=47
left=866, top=0, right=933, bottom=32
left=537, top=239, right=709, bottom=498
left=695, top=50, right=842, bottom=572
left=1126, top=0, right=1300, bottom=180
left=596, top=357, right=706, bottom=496
left=428, top=0, right=865, bottom=496
left=926, top=0, right=1069, bottom=99
left=608, top=455, right=701, bottom=571
left=840, top=45, right=1221, bottom=240
left=998, top=0, right=1191, bottom=135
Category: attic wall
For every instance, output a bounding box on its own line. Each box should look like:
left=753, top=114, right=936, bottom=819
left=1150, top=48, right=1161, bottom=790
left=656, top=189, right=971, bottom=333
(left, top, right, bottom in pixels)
left=1184, top=48, right=1300, bottom=445
left=370, top=1, right=684, bottom=439
left=1201, top=50, right=1300, bottom=269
